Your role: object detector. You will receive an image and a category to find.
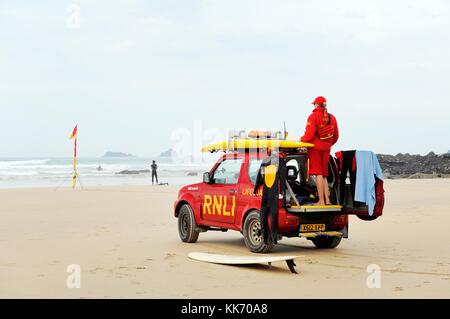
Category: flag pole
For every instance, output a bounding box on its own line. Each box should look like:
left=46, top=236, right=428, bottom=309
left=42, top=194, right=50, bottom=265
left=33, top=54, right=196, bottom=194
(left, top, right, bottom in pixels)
left=72, top=137, right=77, bottom=189
left=70, top=124, right=78, bottom=189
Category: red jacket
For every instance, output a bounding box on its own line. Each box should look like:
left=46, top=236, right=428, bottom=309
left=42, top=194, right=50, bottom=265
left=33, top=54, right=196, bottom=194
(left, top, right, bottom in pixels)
left=301, top=107, right=339, bottom=152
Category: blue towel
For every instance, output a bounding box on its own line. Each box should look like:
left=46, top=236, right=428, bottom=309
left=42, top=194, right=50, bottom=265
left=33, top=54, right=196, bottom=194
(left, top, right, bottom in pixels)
left=355, top=151, right=383, bottom=216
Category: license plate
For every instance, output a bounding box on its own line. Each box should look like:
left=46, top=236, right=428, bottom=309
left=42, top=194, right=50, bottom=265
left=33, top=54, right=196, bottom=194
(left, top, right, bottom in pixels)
left=300, top=224, right=326, bottom=232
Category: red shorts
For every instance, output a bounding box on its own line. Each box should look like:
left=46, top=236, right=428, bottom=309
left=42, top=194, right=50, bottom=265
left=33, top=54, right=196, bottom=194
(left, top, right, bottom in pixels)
left=308, top=149, right=330, bottom=177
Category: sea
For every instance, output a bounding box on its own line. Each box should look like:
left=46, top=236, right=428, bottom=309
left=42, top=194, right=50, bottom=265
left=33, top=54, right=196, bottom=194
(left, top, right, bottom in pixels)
left=0, top=157, right=216, bottom=189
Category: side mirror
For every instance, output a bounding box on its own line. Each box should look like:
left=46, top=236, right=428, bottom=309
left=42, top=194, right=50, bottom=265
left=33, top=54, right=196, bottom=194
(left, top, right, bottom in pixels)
left=203, top=172, right=212, bottom=184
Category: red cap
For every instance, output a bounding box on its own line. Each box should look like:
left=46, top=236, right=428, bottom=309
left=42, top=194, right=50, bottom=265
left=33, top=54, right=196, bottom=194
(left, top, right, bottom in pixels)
left=312, top=96, right=327, bottom=106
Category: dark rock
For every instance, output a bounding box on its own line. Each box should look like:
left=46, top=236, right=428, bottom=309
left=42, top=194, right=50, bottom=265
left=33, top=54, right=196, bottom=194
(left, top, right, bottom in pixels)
left=116, top=170, right=150, bottom=175
left=377, top=152, right=450, bottom=177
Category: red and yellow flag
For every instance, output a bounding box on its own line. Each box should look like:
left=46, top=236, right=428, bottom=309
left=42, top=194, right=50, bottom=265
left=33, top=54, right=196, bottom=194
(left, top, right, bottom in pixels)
left=69, top=125, right=78, bottom=140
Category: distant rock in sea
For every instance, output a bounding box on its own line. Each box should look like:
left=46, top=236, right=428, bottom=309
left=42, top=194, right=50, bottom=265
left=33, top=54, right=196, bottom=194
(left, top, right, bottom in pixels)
left=159, top=148, right=177, bottom=158
left=187, top=172, right=198, bottom=176
left=116, top=170, right=150, bottom=175
left=103, top=152, right=135, bottom=158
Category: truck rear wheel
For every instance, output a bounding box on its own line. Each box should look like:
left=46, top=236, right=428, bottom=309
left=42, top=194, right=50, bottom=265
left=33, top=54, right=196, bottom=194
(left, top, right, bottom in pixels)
left=311, top=236, right=342, bottom=249
left=357, top=215, right=379, bottom=221
left=243, top=211, right=274, bottom=253
left=178, top=204, right=199, bottom=243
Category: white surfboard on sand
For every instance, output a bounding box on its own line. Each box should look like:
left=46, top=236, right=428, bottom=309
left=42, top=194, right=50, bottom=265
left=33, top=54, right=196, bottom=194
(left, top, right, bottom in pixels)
left=188, top=252, right=302, bottom=274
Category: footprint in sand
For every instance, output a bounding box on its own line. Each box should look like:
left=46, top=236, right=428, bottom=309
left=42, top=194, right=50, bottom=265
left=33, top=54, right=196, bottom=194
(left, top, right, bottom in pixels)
left=89, top=267, right=105, bottom=274
left=164, top=253, right=176, bottom=260
left=96, top=226, right=110, bottom=233
left=163, top=253, right=178, bottom=269
left=394, top=287, right=404, bottom=292
left=135, top=266, right=147, bottom=270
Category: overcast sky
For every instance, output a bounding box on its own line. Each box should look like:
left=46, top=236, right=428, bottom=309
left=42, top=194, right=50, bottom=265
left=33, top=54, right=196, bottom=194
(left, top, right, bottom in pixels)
left=1, top=0, right=449, bottom=158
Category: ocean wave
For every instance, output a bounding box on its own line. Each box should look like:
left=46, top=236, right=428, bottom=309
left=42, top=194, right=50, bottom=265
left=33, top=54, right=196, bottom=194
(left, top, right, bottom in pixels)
left=0, top=157, right=213, bottom=187
left=0, top=171, right=39, bottom=176
left=0, top=159, right=50, bottom=168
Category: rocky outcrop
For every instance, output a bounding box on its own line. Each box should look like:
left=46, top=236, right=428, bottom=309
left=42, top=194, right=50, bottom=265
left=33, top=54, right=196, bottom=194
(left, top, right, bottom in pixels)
left=187, top=172, right=198, bottom=176
left=116, top=170, right=150, bottom=175
left=159, top=149, right=177, bottom=158
left=103, top=152, right=135, bottom=158
left=377, top=152, right=450, bottom=178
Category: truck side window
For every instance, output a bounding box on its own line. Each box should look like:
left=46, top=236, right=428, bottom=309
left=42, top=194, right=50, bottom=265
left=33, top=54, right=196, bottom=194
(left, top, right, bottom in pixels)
left=248, top=159, right=263, bottom=185
left=212, top=159, right=243, bottom=184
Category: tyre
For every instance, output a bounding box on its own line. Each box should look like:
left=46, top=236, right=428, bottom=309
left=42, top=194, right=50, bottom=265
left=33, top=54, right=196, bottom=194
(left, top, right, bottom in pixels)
left=311, top=236, right=342, bottom=249
left=243, top=211, right=274, bottom=253
left=357, top=215, right=379, bottom=221
left=178, top=204, right=200, bottom=243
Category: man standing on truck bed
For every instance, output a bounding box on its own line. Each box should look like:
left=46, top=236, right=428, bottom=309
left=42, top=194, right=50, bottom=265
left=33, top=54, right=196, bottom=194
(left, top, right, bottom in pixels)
left=300, top=96, right=339, bottom=206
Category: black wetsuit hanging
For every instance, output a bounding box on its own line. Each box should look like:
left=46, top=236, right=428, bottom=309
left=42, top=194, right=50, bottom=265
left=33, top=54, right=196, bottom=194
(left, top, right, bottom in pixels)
left=336, top=150, right=356, bottom=206
left=253, top=153, right=286, bottom=244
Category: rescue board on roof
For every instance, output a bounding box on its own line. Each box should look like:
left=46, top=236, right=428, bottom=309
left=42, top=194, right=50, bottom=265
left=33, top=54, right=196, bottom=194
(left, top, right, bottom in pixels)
left=201, top=139, right=314, bottom=153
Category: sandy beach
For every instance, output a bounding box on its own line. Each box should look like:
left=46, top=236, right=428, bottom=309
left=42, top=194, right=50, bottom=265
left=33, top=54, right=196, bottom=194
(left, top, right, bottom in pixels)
left=1, top=179, right=449, bottom=299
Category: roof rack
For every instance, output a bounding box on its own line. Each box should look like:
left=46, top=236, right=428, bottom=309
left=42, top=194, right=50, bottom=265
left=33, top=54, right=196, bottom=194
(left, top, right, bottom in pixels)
left=201, top=139, right=314, bottom=153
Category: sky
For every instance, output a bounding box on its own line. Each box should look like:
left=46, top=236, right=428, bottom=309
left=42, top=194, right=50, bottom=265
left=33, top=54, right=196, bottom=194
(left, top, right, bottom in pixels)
left=1, top=0, right=449, bottom=158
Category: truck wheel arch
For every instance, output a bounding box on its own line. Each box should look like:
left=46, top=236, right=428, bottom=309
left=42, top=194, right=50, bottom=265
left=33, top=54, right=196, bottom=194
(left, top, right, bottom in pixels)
left=175, top=200, right=190, bottom=218
left=240, top=208, right=260, bottom=231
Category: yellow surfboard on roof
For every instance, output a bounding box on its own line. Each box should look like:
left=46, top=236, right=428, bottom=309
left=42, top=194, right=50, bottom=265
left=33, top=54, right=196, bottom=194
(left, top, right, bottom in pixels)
left=201, top=139, right=314, bottom=153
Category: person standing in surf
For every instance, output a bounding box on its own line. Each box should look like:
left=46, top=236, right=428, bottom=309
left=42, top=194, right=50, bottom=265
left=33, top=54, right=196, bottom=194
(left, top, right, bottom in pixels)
left=151, top=160, right=159, bottom=185
left=300, top=96, right=339, bottom=206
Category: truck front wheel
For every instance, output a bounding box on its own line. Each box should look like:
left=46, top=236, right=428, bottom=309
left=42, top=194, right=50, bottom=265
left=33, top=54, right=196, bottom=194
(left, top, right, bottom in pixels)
left=311, top=236, right=342, bottom=249
left=178, top=204, right=199, bottom=243
left=243, top=211, right=274, bottom=253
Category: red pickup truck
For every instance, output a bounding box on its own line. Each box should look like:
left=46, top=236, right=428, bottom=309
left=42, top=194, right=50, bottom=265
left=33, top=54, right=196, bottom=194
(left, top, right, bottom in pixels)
left=174, top=146, right=383, bottom=253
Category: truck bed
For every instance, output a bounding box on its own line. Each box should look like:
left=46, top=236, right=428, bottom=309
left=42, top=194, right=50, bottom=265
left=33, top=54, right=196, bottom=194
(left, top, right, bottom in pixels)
left=287, top=205, right=343, bottom=213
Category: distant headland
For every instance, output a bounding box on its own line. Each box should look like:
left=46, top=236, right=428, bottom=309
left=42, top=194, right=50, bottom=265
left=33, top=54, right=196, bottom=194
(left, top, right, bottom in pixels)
left=103, top=152, right=135, bottom=158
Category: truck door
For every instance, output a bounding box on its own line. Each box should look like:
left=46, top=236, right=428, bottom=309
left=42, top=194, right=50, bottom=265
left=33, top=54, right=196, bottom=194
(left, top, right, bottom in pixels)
left=335, top=155, right=384, bottom=220
left=237, top=157, right=263, bottom=215
left=201, top=158, right=243, bottom=225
